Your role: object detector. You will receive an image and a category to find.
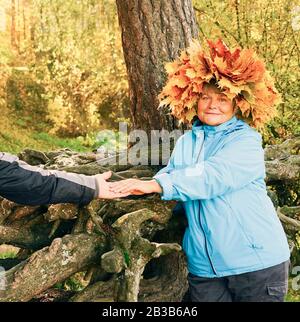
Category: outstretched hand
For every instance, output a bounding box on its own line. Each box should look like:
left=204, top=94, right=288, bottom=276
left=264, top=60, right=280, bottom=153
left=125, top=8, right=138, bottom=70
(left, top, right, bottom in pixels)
left=95, top=171, right=131, bottom=199
left=108, top=178, right=162, bottom=196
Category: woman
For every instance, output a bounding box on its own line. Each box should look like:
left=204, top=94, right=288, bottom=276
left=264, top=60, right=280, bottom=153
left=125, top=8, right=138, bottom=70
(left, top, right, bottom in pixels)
left=109, top=39, right=290, bottom=302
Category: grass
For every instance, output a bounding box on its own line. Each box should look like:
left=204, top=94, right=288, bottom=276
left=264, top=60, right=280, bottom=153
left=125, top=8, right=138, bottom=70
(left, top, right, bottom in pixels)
left=285, top=278, right=300, bottom=302
left=30, top=132, right=92, bottom=153
left=0, top=251, right=18, bottom=259
left=0, top=106, right=96, bottom=154
left=54, top=272, right=88, bottom=292
left=0, top=245, right=19, bottom=259
left=0, top=103, right=123, bottom=156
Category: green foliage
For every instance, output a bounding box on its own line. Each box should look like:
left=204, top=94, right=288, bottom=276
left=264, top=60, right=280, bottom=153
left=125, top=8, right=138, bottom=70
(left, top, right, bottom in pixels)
left=285, top=278, right=300, bottom=302
left=0, top=251, right=18, bottom=259
left=28, top=0, right=130, bottom=136
left=5, top=68, right=50, bottom=130
left=0, top=0, right=130, bottom=143
left=54, top=272, right=87, bottom=292
left=31, top=132, right=94, bottom=151
left=0, top=103, right=93, bottom=153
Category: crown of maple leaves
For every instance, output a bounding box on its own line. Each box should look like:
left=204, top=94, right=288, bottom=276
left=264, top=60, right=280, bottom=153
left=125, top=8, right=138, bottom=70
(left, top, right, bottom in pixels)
left=158, top=39, right=281, bottom=128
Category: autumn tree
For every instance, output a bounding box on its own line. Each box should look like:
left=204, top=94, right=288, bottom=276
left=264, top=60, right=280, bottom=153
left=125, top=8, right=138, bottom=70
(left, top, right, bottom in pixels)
left=116, top=0, right=199, bottom=134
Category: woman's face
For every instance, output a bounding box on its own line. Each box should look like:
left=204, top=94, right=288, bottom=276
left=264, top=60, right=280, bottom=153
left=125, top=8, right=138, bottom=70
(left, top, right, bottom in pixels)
left=197, top=86, right=235, bottom=126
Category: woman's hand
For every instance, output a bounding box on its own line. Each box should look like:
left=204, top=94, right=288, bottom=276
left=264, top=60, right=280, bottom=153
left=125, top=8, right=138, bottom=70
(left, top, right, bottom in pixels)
left=95, top=171, right=130, bottom=199
left=108, top=179, right=162, bottom=196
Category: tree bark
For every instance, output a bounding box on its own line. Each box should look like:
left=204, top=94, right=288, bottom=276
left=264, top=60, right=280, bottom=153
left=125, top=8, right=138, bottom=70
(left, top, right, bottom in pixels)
left=264, top=137, right=300, bottom=183
left=70, top=252, right=188, bottom=302
left=265, top=157, right=300, bottom=183
left=0, top=225, right=50, bottom=249
left=116, top=0, right=199, bottom=134
left=0, top=233, right=107, bottom=302
left=11, top=0, right=18, bottom=50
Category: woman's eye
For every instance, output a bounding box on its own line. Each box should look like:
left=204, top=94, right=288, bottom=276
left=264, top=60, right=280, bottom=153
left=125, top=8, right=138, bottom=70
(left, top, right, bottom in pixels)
left=220, top=97, right=228, bottom=102
left=202, top=96, right=209, bottom=100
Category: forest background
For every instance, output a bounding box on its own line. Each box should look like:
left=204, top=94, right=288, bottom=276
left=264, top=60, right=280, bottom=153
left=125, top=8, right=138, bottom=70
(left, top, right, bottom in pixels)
left=0, top=0, right=299, bottom=153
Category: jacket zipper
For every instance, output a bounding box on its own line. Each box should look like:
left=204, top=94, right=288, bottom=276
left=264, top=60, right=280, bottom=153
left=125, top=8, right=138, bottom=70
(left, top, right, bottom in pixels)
left=198, top=201, right=217, bottom=275
left=195, top=132, right=217, bottom=276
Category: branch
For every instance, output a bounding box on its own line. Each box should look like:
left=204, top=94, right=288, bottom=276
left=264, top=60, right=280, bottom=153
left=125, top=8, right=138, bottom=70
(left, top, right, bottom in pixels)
left=264, top=137, right=300, bottom=161
left=265, top=156, right=300, bottom=183
left=0, top=233, right=107, bottom=302
left=70, top=252, right=188, bottom=302
left=0, top=225, right=50, bottom=249
left=193, top=6, right=240, bottom=44
left=100, top=209, right=181, bottom=302
left=277, top=206, right=300, bottom=231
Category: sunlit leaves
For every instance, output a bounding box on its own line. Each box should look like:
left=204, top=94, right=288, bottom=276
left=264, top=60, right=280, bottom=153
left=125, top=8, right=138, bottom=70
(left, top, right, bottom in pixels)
left=29, top=0, right=128, bottom=136
left=159, top=38, right=280, bottom=128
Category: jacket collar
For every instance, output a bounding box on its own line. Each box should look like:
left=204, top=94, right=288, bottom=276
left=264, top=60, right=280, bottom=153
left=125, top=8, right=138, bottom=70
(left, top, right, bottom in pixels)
left=192, top=116, right=238, bottom=135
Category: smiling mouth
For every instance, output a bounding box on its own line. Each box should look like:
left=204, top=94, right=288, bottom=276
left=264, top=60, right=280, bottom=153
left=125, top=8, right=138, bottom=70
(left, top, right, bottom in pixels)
left=205, top=112, right=221, bottom=115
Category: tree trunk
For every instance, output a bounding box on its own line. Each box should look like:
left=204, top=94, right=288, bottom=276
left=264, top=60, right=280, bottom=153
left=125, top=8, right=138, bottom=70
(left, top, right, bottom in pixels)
left=11, top=0, right=18, bottom=50
left=116, top=0, right=199, bottom=134
left=0, top=233, right=107, bottom=302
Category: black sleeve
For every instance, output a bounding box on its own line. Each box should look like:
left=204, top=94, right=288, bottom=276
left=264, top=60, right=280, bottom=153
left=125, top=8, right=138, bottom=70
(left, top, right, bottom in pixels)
left=0, top=152, right=97, bottom=206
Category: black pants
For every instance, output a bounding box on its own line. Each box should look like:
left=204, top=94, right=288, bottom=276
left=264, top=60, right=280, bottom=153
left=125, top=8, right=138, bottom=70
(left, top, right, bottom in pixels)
left=184, top=261, right=290, bottom=302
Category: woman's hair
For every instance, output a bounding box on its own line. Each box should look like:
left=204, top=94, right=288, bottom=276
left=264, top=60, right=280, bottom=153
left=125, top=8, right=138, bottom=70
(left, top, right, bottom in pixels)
left=201, top=79, right=224, bottom=95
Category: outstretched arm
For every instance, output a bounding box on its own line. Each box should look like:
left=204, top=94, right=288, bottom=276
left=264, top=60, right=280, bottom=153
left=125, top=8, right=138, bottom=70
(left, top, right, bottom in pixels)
left=109, top=131, right=265, bottom=201
left=0, top=152, right=126, bottom=205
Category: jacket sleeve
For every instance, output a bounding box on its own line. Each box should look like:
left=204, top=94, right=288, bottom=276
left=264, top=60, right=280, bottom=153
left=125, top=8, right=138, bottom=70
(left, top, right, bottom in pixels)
left=154, top=152, right=176, bottom=177
left=153, top=134, right=187, bottom=177
left=153, top=131, right=265, bottom=201
left=0, top=152, right=98, bottom=205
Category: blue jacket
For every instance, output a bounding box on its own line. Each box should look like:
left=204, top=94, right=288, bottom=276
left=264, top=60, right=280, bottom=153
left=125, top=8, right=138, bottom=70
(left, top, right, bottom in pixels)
left=154, top=116, right=290, bottom=277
